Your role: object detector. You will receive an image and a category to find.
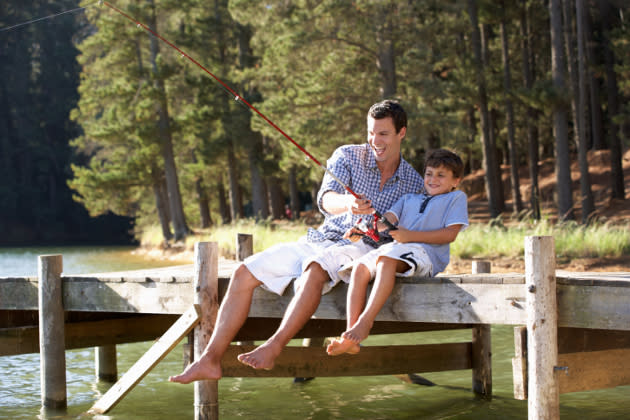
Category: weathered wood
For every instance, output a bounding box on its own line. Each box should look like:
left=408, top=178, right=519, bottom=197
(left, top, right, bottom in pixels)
left=558, top=327, right=630, bottom=353
left=512, top=326, right=528, bottom=400
left=193, top=242, right=219, bottom=420
left=249, top=280, right=528, bottom=325
left=236, top=233, right=253, bottom=262
left=96, top=345, right=118, bottom=382
left=525, top=236, right=559, bottom=420
left=233, top=318, right=471, bottom=341
left=557, top=348, right=630, bottom=393
left=471, top=260, right=492, bottom=398
left=89, top=305, right=200, bottom=414
left=38, top=254, right=66, bottom=409
left=0, top=314, right=178, bottom=356
left=221, top=343, right=472, bottom=377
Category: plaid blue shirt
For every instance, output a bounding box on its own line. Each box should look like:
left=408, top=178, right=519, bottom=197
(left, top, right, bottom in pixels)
left=307, top=143, right=424, bottom=245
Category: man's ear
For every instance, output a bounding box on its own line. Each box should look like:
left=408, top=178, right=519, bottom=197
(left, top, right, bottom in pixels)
left=398, top=126, right=407, bottom=140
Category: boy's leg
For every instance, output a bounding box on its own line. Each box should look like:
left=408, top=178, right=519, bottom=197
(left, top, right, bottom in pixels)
left=342, top=256, right=408, bottom=345
left=169, top=264, right=261, bottom=383
left=327, top=263, right=371, bottom=356
left=237, top=262, right=329, bottom=370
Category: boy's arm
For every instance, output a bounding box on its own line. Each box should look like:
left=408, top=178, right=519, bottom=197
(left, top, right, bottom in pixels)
left=389, top=224, right=463, bottom=244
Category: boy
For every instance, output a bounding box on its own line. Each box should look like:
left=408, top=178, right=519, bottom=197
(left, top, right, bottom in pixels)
left=327, top=148, right=468, bottom=356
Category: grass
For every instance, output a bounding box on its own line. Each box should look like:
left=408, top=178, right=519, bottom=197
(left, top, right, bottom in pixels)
left=452, top=218, right=630, bottom=260
left=139, top=217, right=630, bottom=261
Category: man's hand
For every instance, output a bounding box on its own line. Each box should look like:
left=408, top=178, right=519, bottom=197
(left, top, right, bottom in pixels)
left=347, top=194, right=375, bottom=215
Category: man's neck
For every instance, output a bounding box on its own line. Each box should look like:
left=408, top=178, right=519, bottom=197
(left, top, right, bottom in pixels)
left=376, top=154, right=401, bottom=189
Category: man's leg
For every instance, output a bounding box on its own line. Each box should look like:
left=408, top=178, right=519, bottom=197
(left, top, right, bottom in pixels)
left=169, top=264, right=261, bottom=383
left=236, top=262, right=329, bottom=370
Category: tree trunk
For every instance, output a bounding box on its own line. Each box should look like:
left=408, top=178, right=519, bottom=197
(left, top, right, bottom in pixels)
left=575, top=0, right=596, bottom=222
left=598, top=0, right=626, bottom=200
left=196, top=179, right=212, bottom=229
left=520, top=0, right=541, bottom=220
left=267, top=176, right=285, bottom=220
left=376, top=8, right=396, bottom=98
left=468, top=0, right=504, bottom=218
left=217, top=174, right=231, bottom=224
left=248, top=139, right=269, bottom=221
left=147, top=0, right=190, bottom=240
left=499, top=12, right=524, bottom=214
left=289, top=166, right=300, bottom=220
left=152, top=168, right=173, bottom=243
left=226, top=141, right=242, bottom=221
left=549, top=0, right=575, bottom=221
left=584, top=8, right=605, bottom=150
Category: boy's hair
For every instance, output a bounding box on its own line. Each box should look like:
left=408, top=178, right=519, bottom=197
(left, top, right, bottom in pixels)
left=368, top=100, right=407, bottom=134
left=424, top=148, right=464, bottom=179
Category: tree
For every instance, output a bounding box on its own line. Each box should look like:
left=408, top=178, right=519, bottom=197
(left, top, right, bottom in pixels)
left=468, top=0, right=504, bottom=218
left=549, top=0, right=575, bottom=221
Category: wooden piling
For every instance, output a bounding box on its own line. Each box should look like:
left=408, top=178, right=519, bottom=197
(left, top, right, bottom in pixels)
left=236, top=233, right=253, bottom=262
left=95, top=345, right=118, bottom=382
left=525, top=236, right=559, bottom=420
left=193, top=242, right=219, bottom=420
left=38, top=254, right=66, bottom=409
left=471, top=260, right=492, bottom=398
left=235, top=233, right=255, bottom=348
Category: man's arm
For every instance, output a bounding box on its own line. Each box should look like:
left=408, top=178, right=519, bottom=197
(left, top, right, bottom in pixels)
left=389, top=224, right=463, bottom=244
left=320, top=191, right=375, bottom=216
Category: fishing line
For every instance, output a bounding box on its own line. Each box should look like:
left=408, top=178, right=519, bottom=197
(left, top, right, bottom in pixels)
left=0, top=2, right=100, bottom=33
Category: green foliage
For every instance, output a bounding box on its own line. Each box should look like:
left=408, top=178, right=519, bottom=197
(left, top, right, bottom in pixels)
left=452, top=219, right=630, bottom=260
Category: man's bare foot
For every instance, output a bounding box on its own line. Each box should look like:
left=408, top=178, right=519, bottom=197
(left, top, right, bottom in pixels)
left=168, top=355, right=222, bottom=383
left=326, top=337, right=360, bottom=356
left=237, top=342, right=280, bottom=370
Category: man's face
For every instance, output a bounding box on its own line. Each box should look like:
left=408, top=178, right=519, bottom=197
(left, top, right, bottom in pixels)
left=424, top=165, right=461, bottom=195
left=367, top=116, right=405, bottom=164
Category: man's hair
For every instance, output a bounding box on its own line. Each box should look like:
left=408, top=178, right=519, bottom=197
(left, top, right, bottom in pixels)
left=368, top=100, right=407, bottom=134
left=424, top=148, right=464, bottom=179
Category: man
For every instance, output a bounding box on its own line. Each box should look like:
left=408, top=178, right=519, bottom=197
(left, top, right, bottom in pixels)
left=169, top=100, right=423, bottom=382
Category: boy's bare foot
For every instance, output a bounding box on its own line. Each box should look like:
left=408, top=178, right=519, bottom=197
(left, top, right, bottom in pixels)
left=341, top=318, right=372, bottom=346
left=326, top=337, right=360, bottom=356
left=237, top=342, right=280, bottom=370
left=168, top=355, right=222, bottom=383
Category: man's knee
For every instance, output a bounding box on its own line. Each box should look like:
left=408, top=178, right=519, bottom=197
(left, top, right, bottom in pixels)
left=231, top=263, right=262, bottom=290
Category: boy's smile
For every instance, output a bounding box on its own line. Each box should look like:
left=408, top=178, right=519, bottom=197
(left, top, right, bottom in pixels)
left=424, top=165, right=461, bottom=196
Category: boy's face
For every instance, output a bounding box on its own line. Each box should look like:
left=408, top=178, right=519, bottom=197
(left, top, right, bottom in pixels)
left=424, top=165, right=461, bottom=195
left=366, top=116, right=405, bottom=164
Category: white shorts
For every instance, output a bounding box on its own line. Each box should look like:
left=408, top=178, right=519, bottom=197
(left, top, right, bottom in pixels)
left=338, top=242, right=433, bottom=283
left=295, top=240, right=375, bottom=295
left=244, top=236, right=335, bottom=295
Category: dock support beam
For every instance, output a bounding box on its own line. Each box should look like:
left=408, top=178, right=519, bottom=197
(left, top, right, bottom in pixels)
left=96, top=345, right=118, bottom=382
left=525, top=236, right=559, bottom=420
left=38, top=254, right=67, bottom=409
left=471, top=260, right=492, bottom=398
left=193, top=242, right=219, bottom=420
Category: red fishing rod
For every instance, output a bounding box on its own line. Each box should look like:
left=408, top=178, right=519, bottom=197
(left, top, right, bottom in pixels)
left=102, top=1, right=395, bottom=240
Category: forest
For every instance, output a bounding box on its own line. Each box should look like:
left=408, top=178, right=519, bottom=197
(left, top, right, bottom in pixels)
left=1, top=0, right=628, bottom=245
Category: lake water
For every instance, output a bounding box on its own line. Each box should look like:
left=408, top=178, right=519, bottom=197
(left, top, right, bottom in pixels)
left=0, top=246, right=628, bottom=419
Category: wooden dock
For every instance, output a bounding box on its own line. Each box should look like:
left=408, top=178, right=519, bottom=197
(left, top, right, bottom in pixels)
left=1, top=236, right=629, bottom=419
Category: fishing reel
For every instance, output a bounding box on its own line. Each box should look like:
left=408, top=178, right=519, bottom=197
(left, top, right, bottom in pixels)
left=349, top=213, right=397, bottom=246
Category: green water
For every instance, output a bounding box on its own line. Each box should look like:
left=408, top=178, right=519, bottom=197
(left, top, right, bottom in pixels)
left=0, top=246, right=628, bottom=419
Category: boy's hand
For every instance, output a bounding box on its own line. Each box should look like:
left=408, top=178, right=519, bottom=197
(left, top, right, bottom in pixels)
left=388, top=227, right=412, bottom=243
